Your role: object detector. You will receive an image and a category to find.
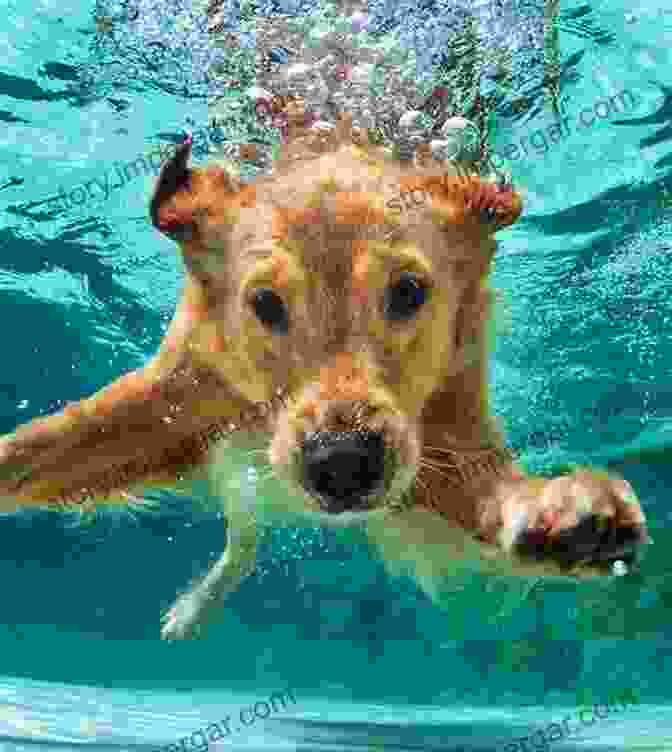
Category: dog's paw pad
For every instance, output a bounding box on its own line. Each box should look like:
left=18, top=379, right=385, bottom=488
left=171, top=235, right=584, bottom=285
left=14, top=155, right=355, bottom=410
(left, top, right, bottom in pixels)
left=514, top=514, right=648, bottom=573
left=507, top=472, right=649, bottom=575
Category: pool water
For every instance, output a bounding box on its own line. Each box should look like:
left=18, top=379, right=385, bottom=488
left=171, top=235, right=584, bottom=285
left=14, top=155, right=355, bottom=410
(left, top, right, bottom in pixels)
left=0, top=0, right=670, bottom=749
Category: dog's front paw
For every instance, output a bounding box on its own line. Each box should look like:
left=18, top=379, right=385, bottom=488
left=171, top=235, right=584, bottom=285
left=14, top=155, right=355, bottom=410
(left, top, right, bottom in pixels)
left=161, top=589, right=219, bottom=641
left=499, top=470, right=650, bottom=576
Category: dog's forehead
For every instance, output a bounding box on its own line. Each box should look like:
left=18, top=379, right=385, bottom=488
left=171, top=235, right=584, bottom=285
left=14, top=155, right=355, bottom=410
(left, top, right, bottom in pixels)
left=234, top=181, right=436, bottom=293
left=217, top=145, right=516, bottom=295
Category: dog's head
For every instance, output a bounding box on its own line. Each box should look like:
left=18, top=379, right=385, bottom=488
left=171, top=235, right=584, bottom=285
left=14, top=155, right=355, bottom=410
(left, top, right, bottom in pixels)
left=150, top=120, right=523, bottom=521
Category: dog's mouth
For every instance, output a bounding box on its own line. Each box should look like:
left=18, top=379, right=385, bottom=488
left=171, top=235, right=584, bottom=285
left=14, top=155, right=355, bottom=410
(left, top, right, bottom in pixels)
left=290, top=430, right=404, bottom=516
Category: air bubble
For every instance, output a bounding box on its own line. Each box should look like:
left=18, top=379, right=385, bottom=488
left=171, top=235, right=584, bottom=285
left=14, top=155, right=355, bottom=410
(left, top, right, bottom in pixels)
left=611, top=560, right=628, bottom=577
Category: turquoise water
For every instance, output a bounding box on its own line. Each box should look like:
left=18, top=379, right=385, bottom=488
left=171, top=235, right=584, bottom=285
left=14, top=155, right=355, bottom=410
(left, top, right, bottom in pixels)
left=0, top=0, right=671, bottom=749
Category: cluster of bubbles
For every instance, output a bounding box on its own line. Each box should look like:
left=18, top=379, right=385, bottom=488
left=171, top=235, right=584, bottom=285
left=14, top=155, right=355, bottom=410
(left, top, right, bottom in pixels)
left=91, top=0, right=556, bottom=182
left=206, top=0, right=556, bottom=182
left=210, top=8, right=457, bottom=179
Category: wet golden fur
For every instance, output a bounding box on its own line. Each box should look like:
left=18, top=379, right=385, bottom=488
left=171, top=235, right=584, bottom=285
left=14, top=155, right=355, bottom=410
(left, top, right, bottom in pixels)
left=0, top=112, right=648, bottom=639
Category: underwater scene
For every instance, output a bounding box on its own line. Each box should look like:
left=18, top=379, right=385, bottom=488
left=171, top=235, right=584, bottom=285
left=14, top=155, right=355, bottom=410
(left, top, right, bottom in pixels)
left=0, top=0, right=670, bottom=749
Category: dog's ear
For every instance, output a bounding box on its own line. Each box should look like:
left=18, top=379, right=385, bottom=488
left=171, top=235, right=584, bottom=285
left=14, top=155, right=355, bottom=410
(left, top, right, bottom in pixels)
left=150, top=136, right=195, bottom=242
left=403, top=173, right=524, bottom=235
left=150, top=135, right=258, bottom=284
left=398, top=172, right=523, bottom=278
left=150, top=135, right=249, bottom=235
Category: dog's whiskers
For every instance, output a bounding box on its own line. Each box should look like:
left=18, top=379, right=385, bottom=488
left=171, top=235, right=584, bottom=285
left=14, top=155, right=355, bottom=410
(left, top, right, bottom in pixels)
left=419, top=460, right=464, bottom=488
left=421, top=455, right=461, bottom=470
left=419, top=459, right=461, bottom=482
left=423, top=444, right=500, bottom=458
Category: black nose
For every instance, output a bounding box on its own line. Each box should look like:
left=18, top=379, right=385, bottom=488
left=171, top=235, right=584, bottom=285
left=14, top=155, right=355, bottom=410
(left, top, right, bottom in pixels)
left=301, top=431, right=386, bottom=513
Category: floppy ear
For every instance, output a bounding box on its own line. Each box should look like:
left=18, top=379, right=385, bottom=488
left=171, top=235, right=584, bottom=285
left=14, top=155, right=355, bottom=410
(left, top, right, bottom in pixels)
left=403, top=173, right=524, bottom=236
left=398, top=172, right=523, bottom=280
left=149, top=134, right=258, bottom=281
left=150, top=135, right=196, bottom=242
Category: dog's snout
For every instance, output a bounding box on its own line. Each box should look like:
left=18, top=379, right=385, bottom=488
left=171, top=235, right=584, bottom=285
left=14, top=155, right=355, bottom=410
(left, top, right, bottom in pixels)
left=302, top=431, right=386, bottom=513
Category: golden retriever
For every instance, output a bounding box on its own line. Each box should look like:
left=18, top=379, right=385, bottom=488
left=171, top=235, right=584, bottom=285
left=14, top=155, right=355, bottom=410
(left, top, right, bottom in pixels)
left=0, top=110, right=648, bottom=639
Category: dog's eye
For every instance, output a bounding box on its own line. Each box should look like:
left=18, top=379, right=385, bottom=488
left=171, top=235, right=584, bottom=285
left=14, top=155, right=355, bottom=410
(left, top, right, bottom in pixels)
left=250, top=288, right=289, bottom=333
left=384, top=273, right=429, bottom=321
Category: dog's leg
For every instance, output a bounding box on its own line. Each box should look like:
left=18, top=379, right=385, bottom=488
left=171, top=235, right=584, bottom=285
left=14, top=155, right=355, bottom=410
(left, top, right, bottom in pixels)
left=0, top=312, right=259, bottom=513
left=161, top=507, right=258, bottom=640
left=365, top=505, right=499, bottom=605
left=488, top=467, right=649, bottom=577
left=0, top=137, right=271, bottom=513
left=160, top=438, right=265, bottom=640
left=366, top=466, right=650, bottom=605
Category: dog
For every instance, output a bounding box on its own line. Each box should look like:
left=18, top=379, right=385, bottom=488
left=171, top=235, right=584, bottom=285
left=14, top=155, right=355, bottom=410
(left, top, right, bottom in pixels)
left=0, top=111, right=648, bottom=640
